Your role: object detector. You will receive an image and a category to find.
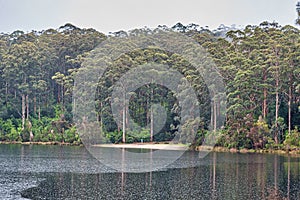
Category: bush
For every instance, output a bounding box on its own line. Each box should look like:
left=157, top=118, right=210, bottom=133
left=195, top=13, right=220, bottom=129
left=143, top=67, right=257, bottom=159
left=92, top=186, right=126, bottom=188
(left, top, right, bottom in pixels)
left=219, top=130, right=252, bottom=149
left=7, top=127, right=20, bottom=141
left=284, top=127, right=300, bottom=147
left=64, top=126, right=77, bottom=143
left=0, top=119, right=20, bottom=141
left=106, top=130, right=122, bottom=143
left=248, top=116, right=270, bottom=149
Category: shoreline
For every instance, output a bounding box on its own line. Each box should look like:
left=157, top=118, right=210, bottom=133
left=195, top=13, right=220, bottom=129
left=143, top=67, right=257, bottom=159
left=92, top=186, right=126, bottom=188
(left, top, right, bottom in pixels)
left=208, top=146, right=300, bottom=157
left=93, top=143, right=189, bottom=151
left=0, top=141, right=299, bottom=156
left=0, top=141, right=82, bottom=146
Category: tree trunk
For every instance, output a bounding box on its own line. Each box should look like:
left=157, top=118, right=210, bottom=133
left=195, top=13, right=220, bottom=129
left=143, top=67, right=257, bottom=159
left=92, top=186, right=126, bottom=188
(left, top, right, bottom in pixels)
left=122, top=91, right=126, bottom=143
left=26, top=95, right=29, bottom=120
left=263, top=89, right=267, bottom=119
left=150, top=87, right=154, bottom=142
left=57, top=86, right=61, bottom=104
left=213, top=98, right=217, bottom=132
left=211, top=98, right=217, bottom=132
left=33, top=96, right=37, bottom=115
left=99, top=101, right=103, bottom=133
left=262, top=72, right=268, bottom=119
left=21, top=94, right=26, bottom=130
left=274, top=66, right=279, bottom=144
left=5, top=82, right=8, bottom=104
left=38, top=105, right=41, bottom=121
left=28, top=120, right=33, bottom=142
left=25, top=95, right=34, bottom=141
left=61, top=84, right=64, bottom=108
left=211, top=101, right=214, bottom=130
left=150, top=106, right=154, bottom=142
left=288, top=75, right=292, bottom=136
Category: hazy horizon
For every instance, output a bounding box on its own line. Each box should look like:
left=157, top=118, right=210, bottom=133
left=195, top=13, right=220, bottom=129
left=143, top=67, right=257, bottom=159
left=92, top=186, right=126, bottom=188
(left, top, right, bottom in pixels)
left=0, top=0, right=299, bottom=34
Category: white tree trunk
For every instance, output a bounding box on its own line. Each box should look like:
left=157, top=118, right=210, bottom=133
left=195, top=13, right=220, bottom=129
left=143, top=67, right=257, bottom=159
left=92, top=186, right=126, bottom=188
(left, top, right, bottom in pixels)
left=26, top=95, right=29, bottom=120
left=21, top=94, right=26, bottom=130
left=122, top=91, right=126, bottom=143
left=288, top=84, right=291, bottom=136
left=275, top=72, right=279, bottom=144
left=150, top=106, right=154, bottom=142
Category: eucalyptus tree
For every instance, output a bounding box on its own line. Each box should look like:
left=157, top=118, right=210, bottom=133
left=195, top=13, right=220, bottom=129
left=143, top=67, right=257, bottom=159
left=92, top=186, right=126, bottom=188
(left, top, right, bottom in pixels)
left=1, top=34, right=43, bottom=141
left=0, top=22, right=299, bottom=147
left=280, top=25, right=300, bottom=135
left=260, top=22, right=286, bottom=144
left=51, top=24, right=106, bottom=107
left=0, top=33, right=10, bottom=118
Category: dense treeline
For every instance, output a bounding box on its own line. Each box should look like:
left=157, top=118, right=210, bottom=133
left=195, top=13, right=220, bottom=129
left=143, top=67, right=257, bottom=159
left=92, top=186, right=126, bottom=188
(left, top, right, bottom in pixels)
left=0, top=23, right=106, bottom=143
left=206, top=22, right=300, bottom=149
left=0, top=22, right=299, bottom=150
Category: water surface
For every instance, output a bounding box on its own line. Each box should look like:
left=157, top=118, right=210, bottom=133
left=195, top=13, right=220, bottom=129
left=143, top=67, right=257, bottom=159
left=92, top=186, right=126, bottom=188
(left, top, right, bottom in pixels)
left=0, top=144, right=299, bottom=199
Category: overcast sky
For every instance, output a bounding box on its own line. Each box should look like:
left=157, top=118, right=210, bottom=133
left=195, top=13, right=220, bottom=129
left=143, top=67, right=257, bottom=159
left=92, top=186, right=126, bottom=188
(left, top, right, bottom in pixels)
left=0, top=0, right=299, bottom=33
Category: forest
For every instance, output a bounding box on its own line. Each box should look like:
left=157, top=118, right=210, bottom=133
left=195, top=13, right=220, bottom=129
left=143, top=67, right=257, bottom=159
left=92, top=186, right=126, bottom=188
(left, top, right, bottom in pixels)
left=0, top=21, right=299, bottom=150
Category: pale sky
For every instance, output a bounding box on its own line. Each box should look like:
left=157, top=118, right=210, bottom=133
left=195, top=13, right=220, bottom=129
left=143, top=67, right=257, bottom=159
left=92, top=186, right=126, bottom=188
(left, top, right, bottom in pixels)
left=0, top=0, right=299, bottom=34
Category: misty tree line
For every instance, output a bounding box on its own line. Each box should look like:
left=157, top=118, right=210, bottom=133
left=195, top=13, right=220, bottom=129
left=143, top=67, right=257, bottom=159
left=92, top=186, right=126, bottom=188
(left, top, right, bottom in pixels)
left=0, top=21, right=299, bottom=149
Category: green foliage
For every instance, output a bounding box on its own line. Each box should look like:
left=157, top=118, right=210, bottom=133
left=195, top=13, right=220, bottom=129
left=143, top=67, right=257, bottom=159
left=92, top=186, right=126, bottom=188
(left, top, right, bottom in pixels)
left=64, top=126, right=79, bottom=143
left=128, top=128, right=151, bottom=143
left=248, top=116, right=270, bottom=149
left=219, top=130, right=252, bottom=149
left=0, top=23, right=299, bottom=150
left=284, top=127, right=300, bottom=147
left=105, top=131, right=122, bottom=144
left=105, top=128, right=151, bottom=143
left=271, top=117, right=286, bottom=144
left=0, top=119, right=20, bottom=141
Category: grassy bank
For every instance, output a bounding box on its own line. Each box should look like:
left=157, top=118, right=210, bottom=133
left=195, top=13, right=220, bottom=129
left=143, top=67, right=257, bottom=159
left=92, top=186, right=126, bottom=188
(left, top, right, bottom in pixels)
left=0, top=141, right=82, bottom=146
left=195, top=145, right=300, bottom=156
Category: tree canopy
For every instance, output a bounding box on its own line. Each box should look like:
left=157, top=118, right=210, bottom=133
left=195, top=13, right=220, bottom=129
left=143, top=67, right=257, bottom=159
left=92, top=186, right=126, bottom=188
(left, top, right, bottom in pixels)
left=0, top=22, right=299, bottom=150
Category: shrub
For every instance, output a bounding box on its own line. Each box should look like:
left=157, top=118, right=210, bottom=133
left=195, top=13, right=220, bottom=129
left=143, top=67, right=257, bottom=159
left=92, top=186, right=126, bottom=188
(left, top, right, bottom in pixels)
left=284, top=127, right=300, bottom=147
left=64, top=126, right=77, bottom=143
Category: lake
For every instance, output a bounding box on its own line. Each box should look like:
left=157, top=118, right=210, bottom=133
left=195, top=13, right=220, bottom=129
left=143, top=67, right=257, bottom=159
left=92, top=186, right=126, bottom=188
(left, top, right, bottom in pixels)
left=0, top=144, right=299, bottom=199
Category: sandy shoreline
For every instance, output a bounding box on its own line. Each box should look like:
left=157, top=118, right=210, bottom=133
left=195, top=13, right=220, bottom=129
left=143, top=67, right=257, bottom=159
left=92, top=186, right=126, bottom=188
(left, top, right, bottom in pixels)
left=94, top=144, right=300, bottom=156
left=93, top=143, right=189, bottom=151
left=0, top=141, right=299, bottom=156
